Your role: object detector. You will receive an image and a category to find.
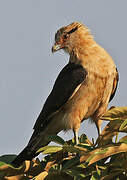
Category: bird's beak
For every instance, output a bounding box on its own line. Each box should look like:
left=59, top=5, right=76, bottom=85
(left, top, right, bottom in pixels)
left=52, top=44, right=61, bottom=53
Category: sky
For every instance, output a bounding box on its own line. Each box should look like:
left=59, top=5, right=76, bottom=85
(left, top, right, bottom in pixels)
left=0, top=0, right=127, bottom=156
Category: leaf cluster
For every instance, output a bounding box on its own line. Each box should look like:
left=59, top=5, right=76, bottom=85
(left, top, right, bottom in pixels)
left=1, top=106, right=127, bottom=180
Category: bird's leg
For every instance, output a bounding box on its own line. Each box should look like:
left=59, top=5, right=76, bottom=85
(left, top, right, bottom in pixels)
left=73, top=129, right=79, bottom=145
left=71, top=129, right=81, bottom=159
left=94, top=119, right=103, bottom=147
left=95, top=119, right=102, bottom=136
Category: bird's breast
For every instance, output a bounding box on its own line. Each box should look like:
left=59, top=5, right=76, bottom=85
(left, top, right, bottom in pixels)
left=61, top=66, right=116, bottom=131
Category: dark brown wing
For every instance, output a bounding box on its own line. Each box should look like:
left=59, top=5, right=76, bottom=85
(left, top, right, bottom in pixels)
left=12, top=63, right=87, bottom=167
left=109, top=68, right=119, bottom=102
left=34, top=62, right=87, bottom=130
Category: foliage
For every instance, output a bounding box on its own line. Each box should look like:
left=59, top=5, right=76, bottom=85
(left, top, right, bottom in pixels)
left=1, top=106, right=127, bottom=180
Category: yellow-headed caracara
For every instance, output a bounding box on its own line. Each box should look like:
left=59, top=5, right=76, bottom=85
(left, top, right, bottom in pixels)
left=12, top=22, right=119, bottom=167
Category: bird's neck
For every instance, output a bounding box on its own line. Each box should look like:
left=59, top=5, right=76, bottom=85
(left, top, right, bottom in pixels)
left=69, top=37, right=97, bottom=65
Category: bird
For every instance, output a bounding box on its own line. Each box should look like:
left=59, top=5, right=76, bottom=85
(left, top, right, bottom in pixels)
left=12, top=22, right=119, bottom=167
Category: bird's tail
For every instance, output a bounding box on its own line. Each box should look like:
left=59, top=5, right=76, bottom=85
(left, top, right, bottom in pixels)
left=11, top=133, right=49, bottom=167
left=11, top=146, right=37, bottom=167
left=12, top=117, right=60, bottom=167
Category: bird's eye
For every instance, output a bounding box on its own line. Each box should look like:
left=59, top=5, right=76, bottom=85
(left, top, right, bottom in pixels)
left=67, top=26, right=78, bottom=34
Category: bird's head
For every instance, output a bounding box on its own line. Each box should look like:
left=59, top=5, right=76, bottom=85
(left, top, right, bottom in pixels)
left=52, top=22, right=93, bottom=54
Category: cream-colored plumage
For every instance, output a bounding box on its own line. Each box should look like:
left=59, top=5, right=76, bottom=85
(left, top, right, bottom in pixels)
left=52, top=22, right=118, bottom=137
left=12, top=22, right=118, bottom=167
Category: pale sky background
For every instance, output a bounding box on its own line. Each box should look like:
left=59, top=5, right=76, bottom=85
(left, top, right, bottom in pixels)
left=0, top=0, right=127, bottom=156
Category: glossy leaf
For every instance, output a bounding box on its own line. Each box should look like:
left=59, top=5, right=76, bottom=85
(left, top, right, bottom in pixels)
left=38, top=146, right=62, bottom=154
left=119, top=136, right=127, bottom=144
left=119, top=119, right=127, bottom=131
left=80, top=143, right=127, bottom=166
left=47, top=135, right=65, bottom=145
left=85, top=148, right=108, bottom=165
left=102, top=107, right=127, bottom=121
left=63, top=145, right=81, bottom=153
left=0, top=155, right=17, bottom=166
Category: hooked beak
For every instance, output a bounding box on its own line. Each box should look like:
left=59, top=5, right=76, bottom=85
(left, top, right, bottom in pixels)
left=52, top=44, right=61, bottom=53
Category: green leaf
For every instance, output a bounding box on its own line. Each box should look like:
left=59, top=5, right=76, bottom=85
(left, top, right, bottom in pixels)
left=102, top=107, right=127, bottom=121
left=47, top=135, right=65, bottom=145
left=68, top=166, right=92, bottom=179
left=116, top=177, right=120, bottom=180
left=119, top=136, right=127, bottom=144
left=77, top=143, right=92, bottom=151
left=37, top=145, right=51, bottom=153
left=62, top=156, right=80, bottom=170
left=91, top=171, right=100, bottom=180
left=66, top=169, right=88, bottom=179
left=63, top=145, right=81, bottom=153
left=0, top=162, right=5, bottom=167
left=119, top=119, right=127, bottom=131
left=0, top=154, right=17, bottom=166
left=79, top=134, right=93, bottom=146
left=85, top=148, right=108, bottom=165
left=39, top=146, right=62, bottom=154
left=79, top=134, right=87, bottom=143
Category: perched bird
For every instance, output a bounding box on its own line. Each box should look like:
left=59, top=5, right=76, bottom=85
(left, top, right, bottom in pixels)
left=12, top=22, right=119, bottom=167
